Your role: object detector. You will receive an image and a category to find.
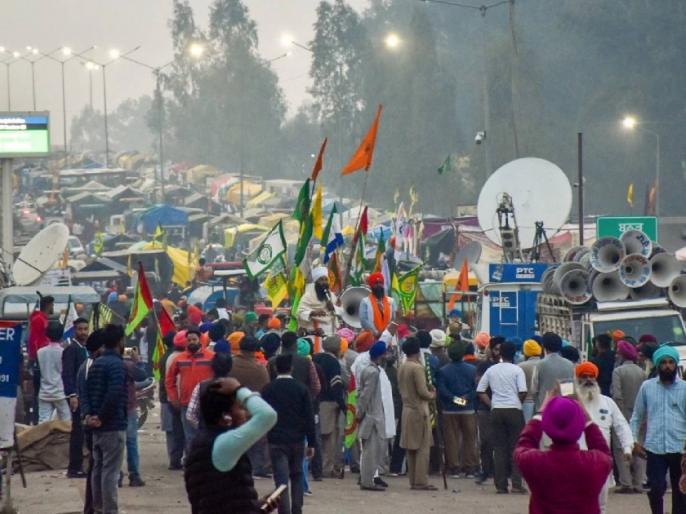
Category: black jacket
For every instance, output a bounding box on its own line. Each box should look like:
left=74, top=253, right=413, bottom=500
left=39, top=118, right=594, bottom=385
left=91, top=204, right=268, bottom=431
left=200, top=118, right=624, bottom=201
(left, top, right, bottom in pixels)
left=312, top=352, right=346, bottom=412
left=262, top=376, right=316, bottom=447
left=62, top=339, right=88, bottom=398
left=185, top=427, right=261, bottom=514
left=85, top=349, right=127, bottom=431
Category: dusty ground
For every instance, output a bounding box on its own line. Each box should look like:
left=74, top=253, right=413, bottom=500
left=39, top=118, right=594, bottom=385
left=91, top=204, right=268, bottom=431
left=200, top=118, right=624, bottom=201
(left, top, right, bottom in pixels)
left=9, top=407, right=659, bottom=514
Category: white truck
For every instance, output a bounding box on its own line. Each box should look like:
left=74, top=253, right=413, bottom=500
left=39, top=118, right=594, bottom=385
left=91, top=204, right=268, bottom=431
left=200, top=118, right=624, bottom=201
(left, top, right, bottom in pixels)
left=537, top=295, right=686, bottom=367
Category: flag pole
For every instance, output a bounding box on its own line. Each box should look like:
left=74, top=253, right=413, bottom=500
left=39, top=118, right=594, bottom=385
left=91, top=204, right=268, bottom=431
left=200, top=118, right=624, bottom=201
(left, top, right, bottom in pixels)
left=343, top=171, right=370, bottom=286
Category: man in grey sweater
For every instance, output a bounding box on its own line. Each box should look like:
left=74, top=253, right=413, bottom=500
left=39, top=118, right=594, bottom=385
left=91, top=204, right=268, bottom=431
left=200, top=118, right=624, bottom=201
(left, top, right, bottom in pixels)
left=530, top=332, right=574, bottom=410
left=37, top=321, right=71, bottom=423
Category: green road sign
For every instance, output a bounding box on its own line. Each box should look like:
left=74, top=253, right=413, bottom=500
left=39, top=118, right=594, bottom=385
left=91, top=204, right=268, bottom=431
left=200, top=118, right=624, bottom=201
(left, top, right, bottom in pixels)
left=596, top=216, right=658, bottom=242
left=0, top=112, right=50, bottom=157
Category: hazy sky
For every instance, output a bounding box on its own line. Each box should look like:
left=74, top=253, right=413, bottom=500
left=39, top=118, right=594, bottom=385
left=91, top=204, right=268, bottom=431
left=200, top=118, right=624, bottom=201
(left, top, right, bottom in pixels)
left=1, top=0, right=369, bottom=143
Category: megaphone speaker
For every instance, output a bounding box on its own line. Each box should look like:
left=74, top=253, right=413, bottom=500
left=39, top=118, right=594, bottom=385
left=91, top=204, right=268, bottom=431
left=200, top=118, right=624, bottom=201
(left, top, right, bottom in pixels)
left=591, top=237, right=625, bottom=273
left=619, top=254, right=651, bottom=288
left=650, top=252, right=682, bottom=288
left=592, top=271, right=629, bottom=302
left=621, top=230, right=653, bottom=258
left=669, top=275, right=686, bottom=308
left=560, top=269, right=592, bottom=305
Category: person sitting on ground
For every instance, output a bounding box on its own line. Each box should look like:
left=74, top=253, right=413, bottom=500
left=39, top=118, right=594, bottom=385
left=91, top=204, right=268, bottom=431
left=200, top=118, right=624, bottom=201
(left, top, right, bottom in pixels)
left=184, top=377, right=278, bottom=514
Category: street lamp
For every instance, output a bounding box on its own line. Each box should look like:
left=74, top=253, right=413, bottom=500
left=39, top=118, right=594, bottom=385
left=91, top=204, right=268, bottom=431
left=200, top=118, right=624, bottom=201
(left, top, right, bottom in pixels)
left=0, top=55, right=17, bottom=110
left=121, top=43, right=204, bottom=201
left=384, top=32, right=401, bottom=49
left=621, top=115, right=661, bottom=217
left=40, top=45, right=95, bottom=167
left=89, top=46, right=140, bottom=167
left=17, top=48, right=46, bottom=110
left=83, top=61, right=100, bottom=109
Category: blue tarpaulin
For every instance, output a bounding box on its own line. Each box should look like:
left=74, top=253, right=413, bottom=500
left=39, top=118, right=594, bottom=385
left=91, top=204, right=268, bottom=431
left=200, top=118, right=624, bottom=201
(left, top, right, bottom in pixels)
left=139, top=204, right=189, bottom=234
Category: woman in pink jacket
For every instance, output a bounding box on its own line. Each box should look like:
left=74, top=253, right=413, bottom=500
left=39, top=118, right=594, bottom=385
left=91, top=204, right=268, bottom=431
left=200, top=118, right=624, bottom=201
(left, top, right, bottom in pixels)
left=514, top=395, right=612, bottom=514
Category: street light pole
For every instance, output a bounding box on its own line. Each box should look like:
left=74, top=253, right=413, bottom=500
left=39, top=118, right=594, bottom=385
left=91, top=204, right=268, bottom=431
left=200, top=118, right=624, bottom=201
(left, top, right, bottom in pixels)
left=621, top=116, right=661, bottom=217
left=102, top=64, right=110, bottom=166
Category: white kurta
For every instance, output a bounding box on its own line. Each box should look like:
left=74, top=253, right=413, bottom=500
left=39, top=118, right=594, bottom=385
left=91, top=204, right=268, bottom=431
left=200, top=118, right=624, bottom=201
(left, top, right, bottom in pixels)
left=352, top=352, right=396, bottom=439
left=296, top=284, right=338, bottom=336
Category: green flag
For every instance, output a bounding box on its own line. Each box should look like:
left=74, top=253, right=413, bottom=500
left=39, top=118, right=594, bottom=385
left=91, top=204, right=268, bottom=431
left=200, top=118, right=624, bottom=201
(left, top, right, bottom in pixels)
left=294, top=212, right=313, bottom=266
left=392, top=264, right=422, bottom=315
left=350, top=234, right=366, bottom=286
left=293, top=179, right=311, bottom=223
left=242, top=221, right=287, bottom=280
left=437, top=155, right=452, bottom=175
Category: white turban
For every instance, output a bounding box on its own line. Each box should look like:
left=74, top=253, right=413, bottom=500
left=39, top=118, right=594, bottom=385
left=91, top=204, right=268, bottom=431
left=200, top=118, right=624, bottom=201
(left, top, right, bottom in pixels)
left=311, top=267, right=328, bottom=282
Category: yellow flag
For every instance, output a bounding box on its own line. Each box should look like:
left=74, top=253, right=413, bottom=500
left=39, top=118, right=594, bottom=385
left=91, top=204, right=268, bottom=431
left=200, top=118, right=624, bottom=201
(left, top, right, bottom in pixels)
left=627, top=182, right=634, bottom=207
left=313, top=184, right=323, bottom=240
left=264, top=271, right=288, bottom=307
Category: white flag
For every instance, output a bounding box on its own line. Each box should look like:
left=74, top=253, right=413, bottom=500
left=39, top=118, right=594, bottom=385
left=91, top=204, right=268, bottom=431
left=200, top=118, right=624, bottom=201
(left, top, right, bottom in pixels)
left=242, top=221, right=287, bottom=279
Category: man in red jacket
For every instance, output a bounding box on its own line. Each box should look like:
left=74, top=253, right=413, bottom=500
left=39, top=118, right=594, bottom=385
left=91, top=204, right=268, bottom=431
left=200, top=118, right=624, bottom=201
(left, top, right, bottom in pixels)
left=514, top=394, right=612, bottom=514
left=28, top=295, right=54, bottom=424
left=165, top=326, right=214, bottom=452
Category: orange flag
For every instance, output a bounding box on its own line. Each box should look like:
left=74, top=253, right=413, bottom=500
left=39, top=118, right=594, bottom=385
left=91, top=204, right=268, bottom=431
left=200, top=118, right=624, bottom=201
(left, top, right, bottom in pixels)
left=448, top=259, right=470, bottom=311
left=311, top=138, right=328, bottom=182
left=341, top=105, right=383, bottom=176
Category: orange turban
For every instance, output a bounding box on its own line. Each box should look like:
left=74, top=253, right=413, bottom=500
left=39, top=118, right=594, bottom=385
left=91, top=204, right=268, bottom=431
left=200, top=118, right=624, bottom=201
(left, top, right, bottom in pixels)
left=475, top=332, right=490, bottom=349
left=267, top=318, right=281, bottom=330
left=575, top=361, right=599, bottom=378
left=612, top=330, right=625, bottom=343
left=228, top=331, right=245, bottom=353
left=340, top=337, right=349, bottom=354
left=355, top=330, right=375, bottom=353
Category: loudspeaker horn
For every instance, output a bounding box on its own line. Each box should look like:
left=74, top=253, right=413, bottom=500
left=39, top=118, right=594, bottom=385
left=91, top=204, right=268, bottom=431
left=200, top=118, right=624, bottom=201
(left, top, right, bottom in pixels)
left=592, top=271, right=629, bottom=302
left=590, top=237, right=625, bottom=273
left=650, top=252, right=682, bottom=288
left=339, top=287, right=370, bottom=328
left=619, top=254, right=652, bottom=288
left=620, top=230, right=652, bottom=258
left=630, top=282, right=662, bottom=300
left=553, top=262, right=584, bottom=291
left=564, top=246, right=585, bottom=262
left=668, top=275, right=686, bottom=308
left=560, top=269, right=592, bottom=305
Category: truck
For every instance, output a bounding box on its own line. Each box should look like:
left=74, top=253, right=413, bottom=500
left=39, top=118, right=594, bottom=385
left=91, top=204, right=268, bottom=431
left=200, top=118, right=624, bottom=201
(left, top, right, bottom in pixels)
left=537, top=295, right=686, bottom=367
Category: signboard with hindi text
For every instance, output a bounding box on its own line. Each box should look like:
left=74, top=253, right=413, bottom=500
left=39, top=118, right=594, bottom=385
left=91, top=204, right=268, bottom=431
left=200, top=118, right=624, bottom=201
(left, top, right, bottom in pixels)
left=0, top=112, right=51, bottom=157
left=596, top=216, right=658, bottom=242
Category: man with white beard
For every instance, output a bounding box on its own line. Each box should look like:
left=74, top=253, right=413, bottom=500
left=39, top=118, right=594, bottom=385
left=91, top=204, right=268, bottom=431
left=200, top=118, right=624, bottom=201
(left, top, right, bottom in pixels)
left=575, top=361, right=634, bottom=514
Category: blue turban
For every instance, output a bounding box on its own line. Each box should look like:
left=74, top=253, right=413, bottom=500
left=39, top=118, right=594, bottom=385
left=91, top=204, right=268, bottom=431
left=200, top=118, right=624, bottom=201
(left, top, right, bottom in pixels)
left=652, top=344, right=680, bottom=367
left=369, top=341, right=387, bottom=360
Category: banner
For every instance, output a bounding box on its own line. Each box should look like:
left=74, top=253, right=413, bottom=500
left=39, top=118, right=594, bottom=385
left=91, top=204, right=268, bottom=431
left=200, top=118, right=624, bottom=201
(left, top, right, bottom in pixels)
left=0, top=321, right=22, bottom=448
left=264, top=270, right=288, bottom=308
left=392, top=265, right=422, bottom=315
left=243, top=221, right=287, bottom=279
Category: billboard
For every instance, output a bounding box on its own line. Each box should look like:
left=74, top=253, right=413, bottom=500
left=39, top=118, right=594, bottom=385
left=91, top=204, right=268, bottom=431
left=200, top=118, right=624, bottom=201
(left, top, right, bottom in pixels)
left=0, top=112, right=50, bottom=157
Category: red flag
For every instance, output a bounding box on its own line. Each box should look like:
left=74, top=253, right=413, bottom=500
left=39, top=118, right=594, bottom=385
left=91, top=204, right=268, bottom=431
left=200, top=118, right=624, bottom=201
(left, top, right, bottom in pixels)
left=353, top=206, right=368, bottom=244
left=310, top=138, right=328, bottom=182
left=158, top=305, right=175, bottom=337
left=448, top=259, right=470, bottom=311
left=328, top=252, right=342, bottom=294
left=125, top=262, right=153, bottom=336
left=645, top=182, right=657, bottom=216
left=341, top=105, right=383, bottom=176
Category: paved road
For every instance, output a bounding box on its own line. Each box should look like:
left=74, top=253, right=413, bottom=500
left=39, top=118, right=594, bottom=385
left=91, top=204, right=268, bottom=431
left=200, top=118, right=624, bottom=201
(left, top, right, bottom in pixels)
left=10, top=408, right=657, bottom=514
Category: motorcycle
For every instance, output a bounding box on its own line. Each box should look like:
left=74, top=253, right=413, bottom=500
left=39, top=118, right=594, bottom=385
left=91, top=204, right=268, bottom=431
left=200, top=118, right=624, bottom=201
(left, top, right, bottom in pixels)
left=136, top=382, right=156, bottom=429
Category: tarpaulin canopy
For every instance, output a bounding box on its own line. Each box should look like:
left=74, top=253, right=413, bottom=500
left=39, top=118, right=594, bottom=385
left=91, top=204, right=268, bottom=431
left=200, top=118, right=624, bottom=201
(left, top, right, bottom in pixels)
left=139, top=204, right=189, bottom=234
left=246, top=191, right=275, bottom=208
left=226, top=181, right=262, bottom=205
left=224, top=224, right=269, bottom=249
left=143, top=241, right=196, bottom=287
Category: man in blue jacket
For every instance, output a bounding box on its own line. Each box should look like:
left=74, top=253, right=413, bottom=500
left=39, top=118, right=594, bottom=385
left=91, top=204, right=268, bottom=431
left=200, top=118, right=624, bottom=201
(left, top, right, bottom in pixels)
left=437, top=341, right=478, bottom=478
left=84, top=324, right=128, bottom=514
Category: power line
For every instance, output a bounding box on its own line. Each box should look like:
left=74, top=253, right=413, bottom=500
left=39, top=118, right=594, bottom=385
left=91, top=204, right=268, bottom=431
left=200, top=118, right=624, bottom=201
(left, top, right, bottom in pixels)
left=416, top=0, right=512, bottom=15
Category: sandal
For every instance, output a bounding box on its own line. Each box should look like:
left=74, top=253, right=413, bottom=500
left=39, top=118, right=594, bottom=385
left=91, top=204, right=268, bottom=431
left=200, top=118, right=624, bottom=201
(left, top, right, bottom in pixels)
left=412, top=484, right=438, bottom=491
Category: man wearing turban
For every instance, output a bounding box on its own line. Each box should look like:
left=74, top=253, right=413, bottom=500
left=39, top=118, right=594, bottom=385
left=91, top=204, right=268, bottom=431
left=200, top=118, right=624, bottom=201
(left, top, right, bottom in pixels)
left=575, top=361, right=634, bottom=513
left=296, top=267, right=340, bottom=349
left=611, top=340, right=647, bottom=493
left=359, top=272, right=396, bottom=338
left=631, top=344, right=686, bottom=514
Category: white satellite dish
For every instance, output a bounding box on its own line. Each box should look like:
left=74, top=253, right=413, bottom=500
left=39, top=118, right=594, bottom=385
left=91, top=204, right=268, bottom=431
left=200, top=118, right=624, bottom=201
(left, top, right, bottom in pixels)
left=12, top=223, right=70, bottom=286
left=454, top=241, right=482, bottom=266
left=477, top=157, right=573, bottom=249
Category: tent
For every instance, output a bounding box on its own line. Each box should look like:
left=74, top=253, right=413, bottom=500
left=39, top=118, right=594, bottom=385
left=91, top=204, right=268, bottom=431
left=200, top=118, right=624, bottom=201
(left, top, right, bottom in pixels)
left=142, top=241, right=196, bottom=287
left=139, top=204, right=189, bottom=234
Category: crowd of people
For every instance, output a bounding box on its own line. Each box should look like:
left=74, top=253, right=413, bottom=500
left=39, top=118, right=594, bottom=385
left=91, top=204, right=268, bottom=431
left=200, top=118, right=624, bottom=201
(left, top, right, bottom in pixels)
left=20, top=269, right=686, bottom=514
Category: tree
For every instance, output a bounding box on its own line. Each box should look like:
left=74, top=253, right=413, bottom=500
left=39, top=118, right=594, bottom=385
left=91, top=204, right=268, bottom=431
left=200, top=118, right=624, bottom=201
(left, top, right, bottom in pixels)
left=163, top=0, right=286, bottom=178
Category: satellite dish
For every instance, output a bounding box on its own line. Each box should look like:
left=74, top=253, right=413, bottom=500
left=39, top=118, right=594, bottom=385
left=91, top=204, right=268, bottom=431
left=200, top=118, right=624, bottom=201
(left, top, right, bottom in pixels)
left=477, top=158, right=572, bottom=249
left=454, top=241, right=482, bottom=266
left=12, top=223, right=70, bottom=286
